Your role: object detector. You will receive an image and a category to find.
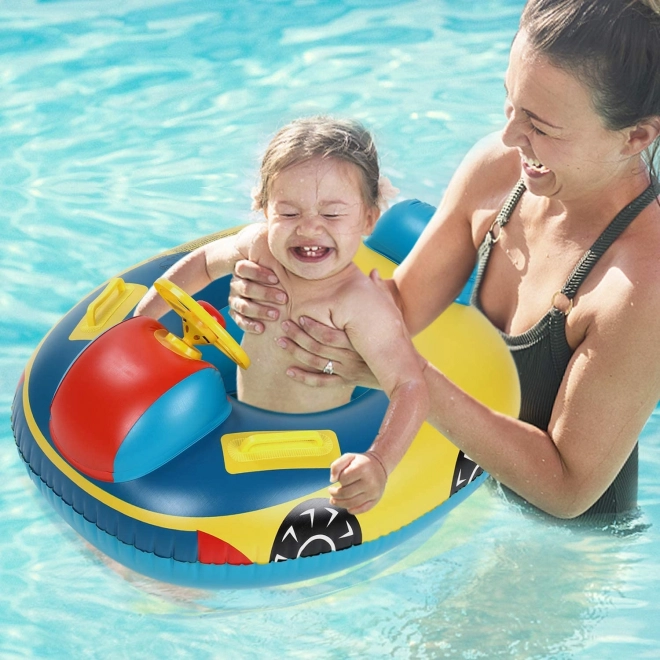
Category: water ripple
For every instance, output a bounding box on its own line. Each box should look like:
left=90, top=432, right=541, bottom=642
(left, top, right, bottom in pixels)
left=1, top=0, right=659, bottom=657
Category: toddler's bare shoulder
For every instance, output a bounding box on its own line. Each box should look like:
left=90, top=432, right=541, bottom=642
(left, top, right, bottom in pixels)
left=335, top=270, right=398, bottom=323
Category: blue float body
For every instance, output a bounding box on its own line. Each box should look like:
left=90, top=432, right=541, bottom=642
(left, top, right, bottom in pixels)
left=11, top=199, right=485, bottom=588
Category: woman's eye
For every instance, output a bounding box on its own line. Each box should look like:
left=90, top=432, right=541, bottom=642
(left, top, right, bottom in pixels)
left=523, top=112, right=548, bottom=137
left=530, top=122, right=547, bottom=136
left=323, top=214, right=340, bottom=219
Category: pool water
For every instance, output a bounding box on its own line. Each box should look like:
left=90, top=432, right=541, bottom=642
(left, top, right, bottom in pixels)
left=1, top=1, right=659, bottom=658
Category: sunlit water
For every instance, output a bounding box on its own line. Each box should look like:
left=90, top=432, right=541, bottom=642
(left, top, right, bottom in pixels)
left=1, top=1, right=659, bottom=658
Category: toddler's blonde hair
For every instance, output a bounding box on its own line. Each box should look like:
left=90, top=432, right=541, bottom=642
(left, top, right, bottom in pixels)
left=252, top=116, right=381, bottom=212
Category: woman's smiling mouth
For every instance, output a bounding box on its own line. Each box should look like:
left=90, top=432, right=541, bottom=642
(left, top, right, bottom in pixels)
left=521, top=153, right=551, bottom=175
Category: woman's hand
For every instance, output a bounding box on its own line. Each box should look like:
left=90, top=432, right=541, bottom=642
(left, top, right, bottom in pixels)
left=276, top=269, right=396, bottom=388
left=228, top=259, right=288, bottom=334
left=230, top=263, right=387, bottom=387
left=277, top=316, right=379, bottom=389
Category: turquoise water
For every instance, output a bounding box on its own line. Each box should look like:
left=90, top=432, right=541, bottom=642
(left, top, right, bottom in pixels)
left=1, top=0, right=659, bottom=658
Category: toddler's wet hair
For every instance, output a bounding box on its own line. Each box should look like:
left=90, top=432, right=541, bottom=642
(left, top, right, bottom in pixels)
left=252, top=116, right=380, bottom=211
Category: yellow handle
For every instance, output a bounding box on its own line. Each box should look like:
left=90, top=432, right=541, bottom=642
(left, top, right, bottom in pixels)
left=239, top=430, right=325, bottom=454
left=85, top=278, right=129, bottom=330
left=222, top=429, right=340, bottom=473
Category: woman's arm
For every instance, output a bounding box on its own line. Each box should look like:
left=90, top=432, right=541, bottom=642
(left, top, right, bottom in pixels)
left=393, top=133, right=516, bottom=334
left=421, top=283, right=660, bottom=517
left=290, top=267, right=660, bottom=517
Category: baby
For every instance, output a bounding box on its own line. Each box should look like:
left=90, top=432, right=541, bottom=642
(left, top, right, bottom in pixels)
left=136, top=117, right=429, bottom=513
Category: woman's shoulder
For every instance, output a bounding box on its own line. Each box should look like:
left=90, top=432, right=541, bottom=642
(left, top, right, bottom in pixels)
left=583, top=193, right=660, bottom=334
left=459, top=131, right=522, bottom=194
left=442, top=132, right=523, bottom=243
left=615, top=196, right=660, bottom=297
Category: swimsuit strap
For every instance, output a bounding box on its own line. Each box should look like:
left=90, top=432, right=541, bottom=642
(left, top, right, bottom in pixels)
left=472, top=180, right=527, bottom=310
left=493, top=178, right=526, bottom=231
left=561, top=180, right=659, bottom=299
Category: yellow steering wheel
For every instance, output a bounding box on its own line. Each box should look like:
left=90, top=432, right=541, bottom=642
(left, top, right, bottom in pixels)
left=154, top=279, right=250, bottom=369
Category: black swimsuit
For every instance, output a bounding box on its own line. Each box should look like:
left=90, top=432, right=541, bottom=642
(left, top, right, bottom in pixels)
left=471, top=179, right=658, bottom=519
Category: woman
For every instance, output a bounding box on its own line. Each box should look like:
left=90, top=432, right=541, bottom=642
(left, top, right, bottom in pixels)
left=227, top=0, right=660, bottom=520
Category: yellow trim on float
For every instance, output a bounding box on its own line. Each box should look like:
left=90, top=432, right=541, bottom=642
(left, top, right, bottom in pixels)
left=22, top=237, right=520, bottom=565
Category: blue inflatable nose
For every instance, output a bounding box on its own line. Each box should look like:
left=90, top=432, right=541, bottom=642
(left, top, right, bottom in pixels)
left=112, top=365, right=232, bottom=482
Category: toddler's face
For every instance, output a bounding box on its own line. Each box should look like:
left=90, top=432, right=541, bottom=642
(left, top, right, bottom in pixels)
left=265, top=157, right=378, bottom=280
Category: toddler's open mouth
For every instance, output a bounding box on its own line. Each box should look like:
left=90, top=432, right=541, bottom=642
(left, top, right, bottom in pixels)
left=292, top=246, right=331, bottom=261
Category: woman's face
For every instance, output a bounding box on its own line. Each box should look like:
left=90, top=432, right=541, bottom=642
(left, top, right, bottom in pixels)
left=502, top=30, right=633, bottom=203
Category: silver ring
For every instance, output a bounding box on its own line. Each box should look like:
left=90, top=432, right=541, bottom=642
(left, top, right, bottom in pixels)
left=322, top=360, right=334, bottom=375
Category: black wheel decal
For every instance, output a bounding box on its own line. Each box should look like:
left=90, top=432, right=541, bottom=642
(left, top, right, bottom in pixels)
left=450, top=451, right=483, bottom=496
left=270, top=498, right=362, bottom=562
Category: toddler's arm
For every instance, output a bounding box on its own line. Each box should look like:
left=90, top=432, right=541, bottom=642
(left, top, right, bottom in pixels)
left=134, top=224, right=264, bottom=319
left=328, top=277, right=429, bottom=514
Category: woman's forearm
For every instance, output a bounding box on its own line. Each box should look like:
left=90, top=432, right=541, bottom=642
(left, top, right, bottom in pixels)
left=421, top=362, right=585, bottom=518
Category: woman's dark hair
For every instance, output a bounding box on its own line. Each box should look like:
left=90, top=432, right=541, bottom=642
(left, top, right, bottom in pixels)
left=520, top=0, right=660, bottom=179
